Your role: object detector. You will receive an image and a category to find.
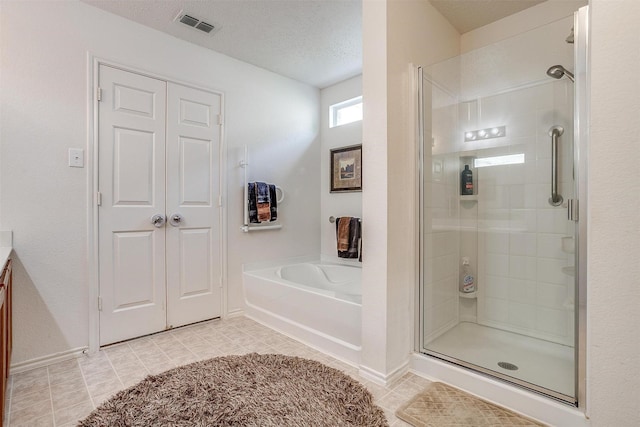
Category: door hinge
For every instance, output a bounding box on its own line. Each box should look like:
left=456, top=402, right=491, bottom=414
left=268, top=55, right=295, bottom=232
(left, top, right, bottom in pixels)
left=218, top=195, right=222, bottom=207
left=568, top=198, right=579, bottom=222
left=216, top=114, right=222, bottom=126
left=97, top=87, right=102, bottom=102
left=98, top=296, right=103, bottom=311
left=96, top=191, right=102, bottom=206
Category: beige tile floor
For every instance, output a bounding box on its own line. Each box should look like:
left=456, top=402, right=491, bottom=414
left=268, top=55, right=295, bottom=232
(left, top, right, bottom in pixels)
left=4, top=316, right=425, bottom=426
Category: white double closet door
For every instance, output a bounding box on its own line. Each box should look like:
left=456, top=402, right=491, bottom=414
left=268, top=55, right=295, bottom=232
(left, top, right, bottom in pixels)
left=98, top=65, right=222, bottom=346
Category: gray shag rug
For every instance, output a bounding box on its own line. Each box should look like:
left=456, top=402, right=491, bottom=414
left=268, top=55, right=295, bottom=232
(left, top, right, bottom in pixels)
left=78, top=353, right=388, bottom=426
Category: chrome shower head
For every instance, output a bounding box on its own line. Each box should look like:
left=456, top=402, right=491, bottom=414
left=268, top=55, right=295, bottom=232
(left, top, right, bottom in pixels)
left=566, top=27, right=575, bottom=44
left=546, top=65, right=575, bottom=82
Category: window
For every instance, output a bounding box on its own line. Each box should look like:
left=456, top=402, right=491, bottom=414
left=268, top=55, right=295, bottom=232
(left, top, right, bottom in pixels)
left=329, top=96, right=362, bottom=128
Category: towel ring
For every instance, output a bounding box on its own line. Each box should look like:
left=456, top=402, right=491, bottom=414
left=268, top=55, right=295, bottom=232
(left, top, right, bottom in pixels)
left=275, top=186, right=285, bottom=204
left=253, top=182, right=284, bottom=204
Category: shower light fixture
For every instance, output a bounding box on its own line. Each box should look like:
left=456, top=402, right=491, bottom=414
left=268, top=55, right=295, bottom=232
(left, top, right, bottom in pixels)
left=464, top=126, right=506, bottom=142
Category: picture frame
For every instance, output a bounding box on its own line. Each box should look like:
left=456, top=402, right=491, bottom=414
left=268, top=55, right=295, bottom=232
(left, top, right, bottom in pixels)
left=330, top=144, right=362, bottom=193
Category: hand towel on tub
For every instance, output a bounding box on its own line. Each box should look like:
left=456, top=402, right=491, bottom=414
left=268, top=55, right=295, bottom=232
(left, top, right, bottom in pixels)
left=336, top=217, right=361, bottom=259
left=268, top=184, right=278, bottom=222
left=248, top=182, right=259, bottom=223
left=348, top=218, right=361, bottom=260
left=256, top=181, right=271, bottom=222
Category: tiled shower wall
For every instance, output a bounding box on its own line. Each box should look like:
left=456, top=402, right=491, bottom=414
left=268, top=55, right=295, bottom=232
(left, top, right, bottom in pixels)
left=473, top=80, right=575, bottom=346
left=422, top=16, right=576, bottom=347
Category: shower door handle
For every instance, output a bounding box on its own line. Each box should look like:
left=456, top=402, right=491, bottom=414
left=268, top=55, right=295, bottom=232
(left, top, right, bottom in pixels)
left=548, top=126, right=564, bottom=206
left=567, top=198, right=579, bottom=222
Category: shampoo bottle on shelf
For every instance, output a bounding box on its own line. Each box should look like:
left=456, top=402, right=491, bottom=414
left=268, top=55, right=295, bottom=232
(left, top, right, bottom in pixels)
left=460, top=257, right=475, bottom=293
left=461, top=164, right=474, bottom=195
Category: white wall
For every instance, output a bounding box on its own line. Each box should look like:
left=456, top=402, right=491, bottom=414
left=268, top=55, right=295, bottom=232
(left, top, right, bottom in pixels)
left=460, top=0, right=588, bottom=53
left=361, top=0, right=390, bottom=378
left=361, top=0, right=460, bottom=379
left=320, top=75, right=362, bottom=261
left=587, top=0, right=640, bottom=424
left=0, top=0, right=320, bottom=364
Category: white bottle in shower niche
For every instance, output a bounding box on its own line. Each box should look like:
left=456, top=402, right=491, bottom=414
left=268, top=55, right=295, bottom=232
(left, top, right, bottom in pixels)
left=460, top=257, right=475, bottom=293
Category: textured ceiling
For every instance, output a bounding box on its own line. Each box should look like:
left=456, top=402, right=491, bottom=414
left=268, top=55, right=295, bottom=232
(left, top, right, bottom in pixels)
left=82, top=0, right=548, bottom=89
left=82, top=0, right=362, bottom=89
left=430, top=0, right=547, bottom=33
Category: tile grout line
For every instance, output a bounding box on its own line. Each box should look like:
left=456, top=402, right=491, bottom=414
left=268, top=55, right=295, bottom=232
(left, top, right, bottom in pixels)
left=195, top=327, right=230, bottom=350
left=127, top=342, right=152, bottom=377
left=5, top=374, right=12, bottom=426
left=102, top=348, right=126, bottom=392
left=149, top=336, right=178, bottom=368
left=156, top=330, right=192, bottom=361
left=78, top=356, right=98, bottom=410
left=132, top=336, right=175, bottom=374
left=47, top=366, right=56, bottom=427
left=196, top=325, right=239, bottom=357
left=180, top=326, right=224, bottom=360
left=192, top=325, right=234, bottom=360
left=47, top=358, right=100, bottom=425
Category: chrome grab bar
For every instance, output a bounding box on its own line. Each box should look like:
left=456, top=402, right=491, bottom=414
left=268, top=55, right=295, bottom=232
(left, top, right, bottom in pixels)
left=548, top=125, right=564, bottom=206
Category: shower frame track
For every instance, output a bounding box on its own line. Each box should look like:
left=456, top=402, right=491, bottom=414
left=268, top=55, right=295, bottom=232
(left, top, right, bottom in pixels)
left=416, top=66, right=576, bottom=405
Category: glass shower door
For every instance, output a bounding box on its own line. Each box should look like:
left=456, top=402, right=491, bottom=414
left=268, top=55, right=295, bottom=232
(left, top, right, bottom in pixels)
left=418, top=16, right=578, bottom=403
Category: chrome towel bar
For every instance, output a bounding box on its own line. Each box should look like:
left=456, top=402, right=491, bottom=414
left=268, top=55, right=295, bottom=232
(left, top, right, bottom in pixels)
left=329, top=216, right=361, bottom=223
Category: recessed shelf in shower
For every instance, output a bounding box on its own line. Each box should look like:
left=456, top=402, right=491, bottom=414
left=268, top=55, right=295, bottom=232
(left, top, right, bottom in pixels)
left=460, top=195, right=478, bottom=202
left=459, top=291, right=477, bottom=299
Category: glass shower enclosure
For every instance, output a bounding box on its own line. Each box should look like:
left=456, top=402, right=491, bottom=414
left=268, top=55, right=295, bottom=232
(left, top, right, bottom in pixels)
left=418, top=10, right=586, bottom=405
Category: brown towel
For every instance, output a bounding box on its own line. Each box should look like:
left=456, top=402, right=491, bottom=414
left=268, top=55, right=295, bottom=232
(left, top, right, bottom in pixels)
left=337, top=217, right=351, bottom=251
left=336, top=217, right=361, bottom=259
left=257, top=203, right=271, bottom=222
left=255, top=183, right=271, bottom=222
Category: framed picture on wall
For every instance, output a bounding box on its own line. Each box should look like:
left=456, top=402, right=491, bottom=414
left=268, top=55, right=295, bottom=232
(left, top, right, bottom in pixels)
left=330, top=144, right=362, bottom=193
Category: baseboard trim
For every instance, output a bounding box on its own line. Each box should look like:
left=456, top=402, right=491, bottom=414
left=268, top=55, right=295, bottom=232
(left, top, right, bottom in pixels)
left=225, top=308, right=245, bottom=319
left=11, top=346, right=88, bottom=374
left=359, top=358, right=410, bottom=387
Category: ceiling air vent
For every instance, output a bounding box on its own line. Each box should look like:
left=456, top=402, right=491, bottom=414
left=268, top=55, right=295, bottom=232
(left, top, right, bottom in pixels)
left=195, top=21, right=215, bottom=34
left=179, top=14, right=199, bottom=28
left=174, top=10, right=219, bottom=35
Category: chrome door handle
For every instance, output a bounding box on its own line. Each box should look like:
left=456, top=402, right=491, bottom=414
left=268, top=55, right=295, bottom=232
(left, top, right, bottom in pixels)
left=169, top=213, right=184, bottom=227
left=151, top=214, right=166, bottom=228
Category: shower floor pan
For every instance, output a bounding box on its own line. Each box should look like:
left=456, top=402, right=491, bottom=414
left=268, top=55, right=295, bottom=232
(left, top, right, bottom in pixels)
left=425, top=322, right=574, bottom=398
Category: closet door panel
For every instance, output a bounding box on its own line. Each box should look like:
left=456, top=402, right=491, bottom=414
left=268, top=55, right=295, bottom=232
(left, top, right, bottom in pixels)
left=166, top=82, right=222, bottom=328
left=98, top=65, right=167, bottom=346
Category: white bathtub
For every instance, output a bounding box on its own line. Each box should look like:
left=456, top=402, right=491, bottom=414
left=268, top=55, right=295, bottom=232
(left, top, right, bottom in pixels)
left=242, top=262, right=362, bottom=364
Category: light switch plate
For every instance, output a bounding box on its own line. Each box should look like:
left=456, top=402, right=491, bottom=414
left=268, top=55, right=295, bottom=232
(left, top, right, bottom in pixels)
left=69, top=148, right=84, bottom=168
